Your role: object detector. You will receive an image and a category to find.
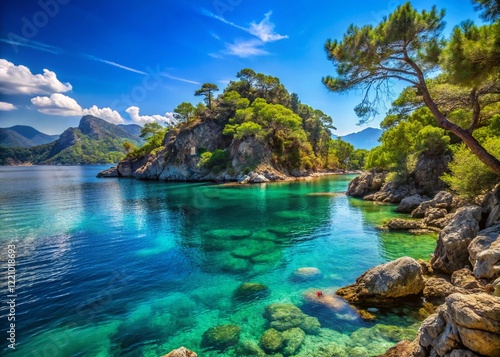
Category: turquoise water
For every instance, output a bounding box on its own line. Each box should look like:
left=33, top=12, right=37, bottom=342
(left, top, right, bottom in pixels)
left=0, top=166, right=437, bottom=357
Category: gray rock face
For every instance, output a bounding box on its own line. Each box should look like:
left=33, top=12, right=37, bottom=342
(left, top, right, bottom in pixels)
left=97, top=166, right=119, bottom=178
left=411, top=191, right=454, bottom=218
left=482, top=184, right=500, bottom=228
left=336, top=257, right=425, bottom=306
left=431, top=206, right=482, bottom=274
left=346, top=169, right=387, bottom=197
left=412, top=153, right=451, bottom=195
left=364, top=181, right=415, bottom=203
left=396, top=194, right=427, bottom=213
left=414, top=293, right=500, bottom=357
left=468, top=224, right=500, bottom=280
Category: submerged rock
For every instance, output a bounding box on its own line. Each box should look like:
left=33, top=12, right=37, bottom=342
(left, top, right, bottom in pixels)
left=233, top=283, right=269, bottom=301
left=234, top=340, right=266, bottom=356
left=431, top=205, right=482, bottom=274
left=282, top=328, right=306, bottom=356
left=292, top=267, right=322, bottom=280
left=336, top=257, right=424, bottom=306
left=260, top=328, right=284, bottom=353
left=201, top=324, right=241, bottom=350
left=162, top=347, right=197, bottom=357
left=264, top=303, right=321, bottom=335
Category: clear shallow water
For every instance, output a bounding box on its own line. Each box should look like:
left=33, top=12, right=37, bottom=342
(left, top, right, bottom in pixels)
left=0, top=166, right=437, bottom=357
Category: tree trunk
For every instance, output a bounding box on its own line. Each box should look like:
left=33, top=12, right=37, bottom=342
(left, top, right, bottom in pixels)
left=420, top=85, right=500, bottom=175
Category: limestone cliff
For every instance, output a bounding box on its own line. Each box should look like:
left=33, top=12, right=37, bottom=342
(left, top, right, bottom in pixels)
left=99, top=119, right=294, bottom=183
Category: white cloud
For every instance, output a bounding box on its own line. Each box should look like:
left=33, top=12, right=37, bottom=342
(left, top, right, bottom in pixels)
left=0, top=59, right=72, bottom=95
left=203, top=11, right=287, bottom=58
left=83, top=105, right=124, bottom=124
left=126, top=106, right=176, bottom=126
left=0, top=101, right=17, bottom=111
left=224, top=39, right=269, bottom=58
left=31, top=93, right=125, bottom=124
left=31, top=93, right=83, bottom=116
left=249, top=12, right=288, bottom=43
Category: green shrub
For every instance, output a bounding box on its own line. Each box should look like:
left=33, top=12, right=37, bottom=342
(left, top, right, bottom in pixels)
left=442, top=138, right=500, bottom=199
left=198, top=149, right=229, bottom=171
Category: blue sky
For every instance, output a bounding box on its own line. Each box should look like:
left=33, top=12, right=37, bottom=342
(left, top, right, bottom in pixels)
left=0, top=0, right=480, bottom=135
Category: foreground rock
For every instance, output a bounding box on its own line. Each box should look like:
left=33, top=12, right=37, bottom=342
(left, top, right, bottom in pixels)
left=396, top=194, right=427, bottom=213
left=336, top=257, right=424, bottom=306
left=468, top=224, right=500, bottom=280
left=482, top=184, right=500, bottom=228
left=417, top=293, right=500, bottom=357
left=162, top=347, right=197, bottom=357
left=346, top=169, right=387, bottom=197
left=431, top=206, right=482, bottom=274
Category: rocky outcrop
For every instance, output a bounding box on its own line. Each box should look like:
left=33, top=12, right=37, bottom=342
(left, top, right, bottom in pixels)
left=412, top=153, right=451, bottom=195
left=346, top=169, right=387, bottom=197
left=396, top=194, right=427, bottom=213
left=431, top=206, right=482, bottom=274
left=468, top=224, right=500, bottom=280
left=411, top=191, right=454, bottom=218
left=336, top=257, right=425, bottom=306
left=162, top=347, right=197, bottom=357
left=387, top=218, right=424, bottom=231
left=422, top=269, right=484, bottom=304
left=481, top=184, right=500, bottom=228
left=413, top=293, right=500, bottom=357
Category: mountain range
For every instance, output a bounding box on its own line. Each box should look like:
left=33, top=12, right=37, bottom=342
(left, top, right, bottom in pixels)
left=340, top=127, right=382, bottom=150
left=0, top=116, right=141, bottom=165
left=0, top=125, right=59, bottom=147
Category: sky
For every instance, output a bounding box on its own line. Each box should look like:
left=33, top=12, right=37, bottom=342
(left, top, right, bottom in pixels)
left=0, top=0, right=481, bottom=136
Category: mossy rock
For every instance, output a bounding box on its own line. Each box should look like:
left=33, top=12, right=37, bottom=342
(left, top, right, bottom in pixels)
left=206, top=228, right=252, bottom=240
left=234, top=340, right=266, bottom=357
left=250, top=250, right=283, bottom=264
left=260, top=328, right=284, bottom=353
left=299, top=316, right=321, bottom=335
left=282, top=327, right=305, bottom=356
left=234, top=283, right=269, bottom=301
left=201, top=324, right=241, bottom=351
left=219, top=253, right=251, bottom=273
left=295, top=342, right=347, bottom=357
left=347, top=346, right=369, bottom=357
left=374, top=324, right=417, bottom=342
left=264, top=303, right=321, bottom=334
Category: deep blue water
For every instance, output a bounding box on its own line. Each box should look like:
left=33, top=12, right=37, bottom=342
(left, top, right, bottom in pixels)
left=0, top=166, right=437, bottom=357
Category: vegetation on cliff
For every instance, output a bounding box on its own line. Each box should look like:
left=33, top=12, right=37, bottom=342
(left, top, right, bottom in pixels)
left=325, top=1, right=500, bottom=197
left=123, top=68, right=365, bottom=179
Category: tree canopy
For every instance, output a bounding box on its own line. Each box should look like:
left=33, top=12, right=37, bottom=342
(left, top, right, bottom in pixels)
left=323, top=1, right=500, bottom=174
left=195, top=83, right=219, bottom=109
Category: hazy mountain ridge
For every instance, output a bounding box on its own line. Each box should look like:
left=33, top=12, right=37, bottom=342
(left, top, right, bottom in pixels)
left=0, top=116, right=140, bottom=165
left=0, top=125, right=59, bottom=147
left=340, top=127, right=382, bottom=150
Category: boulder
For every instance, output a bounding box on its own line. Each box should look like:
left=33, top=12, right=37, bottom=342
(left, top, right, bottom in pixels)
left=336, top=257, right=425, bottom=306
left=482, top=184, right=500, bottom=228
left=413, top=293, right=500, bottom=357
left=451, top=269, right=483, bottom=290
left=201, top=324, right=241, bottom=350
left=396, top=194, right=427, bottom=213
left=162, top=347, right=197, bottom=357
left=260, top=328, right=284, bottom=353
left=263, top=303, right=321, bottom=335
left=292, top=267, right=322, bottom=280
left=96, top=166, right=119, bottom=178
left=387, top=218, right=423, bottom=230
left=422, top=208, right=449, bottom=228
left=233, top=282, right=269, bottom=301
left=346, top=169, right=387, bottom=197
left=468, top=224, right=500, bottom=280
left=364, top=181, right=414, bottom=203
left=412, top=154, right=451, bottom=195
left=431, top=206, right=482, bottom=274
left=423, top=277, right=458, bottom=303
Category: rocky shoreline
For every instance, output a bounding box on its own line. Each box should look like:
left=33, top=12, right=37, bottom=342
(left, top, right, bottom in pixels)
left=344, top=170, right=500, bottom=357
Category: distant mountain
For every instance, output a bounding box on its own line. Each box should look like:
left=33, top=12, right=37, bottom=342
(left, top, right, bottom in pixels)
left=341, top=127, right=382, bottom=150
left=0, top=116, right=140, bottom=165
left=0, top=125, right=59, bottom=147
left=118, top=124, right=142, bottom=138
